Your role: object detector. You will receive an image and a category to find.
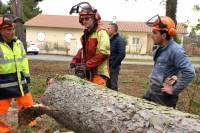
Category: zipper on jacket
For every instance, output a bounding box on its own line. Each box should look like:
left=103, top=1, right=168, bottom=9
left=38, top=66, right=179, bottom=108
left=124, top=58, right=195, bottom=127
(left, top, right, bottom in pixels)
left=6, top=42, right=25, bottom=96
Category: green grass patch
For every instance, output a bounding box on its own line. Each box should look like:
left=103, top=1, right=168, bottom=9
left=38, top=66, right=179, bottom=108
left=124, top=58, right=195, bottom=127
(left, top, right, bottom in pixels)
left=124, top=58, right=200, bottom=65
left=124, top=58, right=152, bottom=62
left=21, top=126, right=32, bottom=133
left=191, top=61, right=200, bottom=64
left=120, top=75, right=149, bottom=89
left=29, top=78, right=46, bottom=95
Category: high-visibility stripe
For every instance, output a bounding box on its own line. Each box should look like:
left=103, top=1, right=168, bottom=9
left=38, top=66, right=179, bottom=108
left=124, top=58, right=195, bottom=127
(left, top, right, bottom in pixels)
left=0, top=80, right=27, bottom=88
left=0, top=114, right=6, bottom=120
left=0, top=57, right=25, bottom=64
left=0, top=46, right=3, bottom=57
left=0, top=51, right=3, bottom=56
left=22, top=54, right=26, bottom=58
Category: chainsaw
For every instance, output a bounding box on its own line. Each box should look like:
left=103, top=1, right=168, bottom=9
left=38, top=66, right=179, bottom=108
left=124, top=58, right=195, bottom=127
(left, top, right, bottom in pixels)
left=69, top=63, right=92, bottom=80
left=46, top=63, right=92, bottom=87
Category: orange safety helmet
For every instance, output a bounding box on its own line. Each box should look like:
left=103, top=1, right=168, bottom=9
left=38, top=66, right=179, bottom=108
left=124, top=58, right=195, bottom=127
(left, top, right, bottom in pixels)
left=69, top=2, right=101, bottom=25
left=146, top=15, right=176, bottom=36
left=0, top=16, right=14, bottom=30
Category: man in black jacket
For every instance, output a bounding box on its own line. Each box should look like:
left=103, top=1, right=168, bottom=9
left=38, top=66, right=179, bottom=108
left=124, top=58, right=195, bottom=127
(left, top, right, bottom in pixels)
left=107, top=23, right=126, bottom=91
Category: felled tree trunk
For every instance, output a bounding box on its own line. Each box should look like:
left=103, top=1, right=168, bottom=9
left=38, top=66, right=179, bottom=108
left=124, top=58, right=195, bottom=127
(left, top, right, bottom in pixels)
left=21, top=75, right=200, bottom=133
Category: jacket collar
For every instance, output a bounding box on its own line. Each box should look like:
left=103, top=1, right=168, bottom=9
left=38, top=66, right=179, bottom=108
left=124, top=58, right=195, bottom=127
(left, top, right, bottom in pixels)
left=158, top=38, right=174, bottom=51
left=110, top=32, right=119, bottom=40
left=153, top=38, right=174, bottom=60
left=0, top=35, right=17, bottom=43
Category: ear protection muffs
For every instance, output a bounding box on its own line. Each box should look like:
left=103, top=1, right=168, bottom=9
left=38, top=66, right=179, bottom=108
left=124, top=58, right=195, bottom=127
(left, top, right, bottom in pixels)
left=168, top=27, right=176, bottom=36
left=157, top=16, right=176, bottom=36
left=94, top=12, right=101, bottom=21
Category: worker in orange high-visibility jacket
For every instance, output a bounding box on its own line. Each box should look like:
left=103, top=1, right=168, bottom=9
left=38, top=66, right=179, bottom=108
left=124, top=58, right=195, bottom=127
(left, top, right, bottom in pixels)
left=69, top=2, right=110, bottom=86
left=0, top=15, right=36, bottom=133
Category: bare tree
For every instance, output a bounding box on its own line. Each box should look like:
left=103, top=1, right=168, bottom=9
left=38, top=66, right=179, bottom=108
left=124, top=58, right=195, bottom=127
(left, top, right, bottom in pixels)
left=165, top=0, right=177, bottom=25
left=11, top=0, right=27, bottom=50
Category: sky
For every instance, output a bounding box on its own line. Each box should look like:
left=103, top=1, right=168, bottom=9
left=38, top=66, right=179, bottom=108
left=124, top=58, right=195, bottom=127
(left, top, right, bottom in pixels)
left=1, top=0, right=200, bottom=26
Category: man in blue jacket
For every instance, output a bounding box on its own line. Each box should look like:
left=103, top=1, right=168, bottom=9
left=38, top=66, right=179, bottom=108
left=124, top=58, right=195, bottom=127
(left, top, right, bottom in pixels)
left=143, top=15, right=196, bottom=108
left=107, top=23, right=126, bottom=91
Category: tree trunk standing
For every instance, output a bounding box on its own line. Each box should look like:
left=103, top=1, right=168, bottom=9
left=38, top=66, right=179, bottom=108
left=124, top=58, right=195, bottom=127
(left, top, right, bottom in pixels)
left=10, top=0, right=17, bottom=15
left=38, top=75, right=200, bottom=133
left=165, top=0, right=181, bottom=43
left=16, top=23, right=26, bottom=50
left=166, top=0, right=177, bottom=25
left=0, top=1, right=3, bottom=12
left=11, top=0, right=27, bottom=51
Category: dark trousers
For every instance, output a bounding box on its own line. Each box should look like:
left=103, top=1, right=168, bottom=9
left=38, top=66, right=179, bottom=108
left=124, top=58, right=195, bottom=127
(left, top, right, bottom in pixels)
left=143, top=89, right=178, bottom=108
left=107, top=66, right=120, bottom=91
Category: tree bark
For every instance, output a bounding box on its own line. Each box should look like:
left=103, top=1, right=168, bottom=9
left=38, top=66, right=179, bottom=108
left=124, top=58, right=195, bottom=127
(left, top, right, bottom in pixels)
left=166, top=0, right=177, bottom=25
left=12, top=0, right=27, bottom=51
left=32, top=75, right=200, bottom=133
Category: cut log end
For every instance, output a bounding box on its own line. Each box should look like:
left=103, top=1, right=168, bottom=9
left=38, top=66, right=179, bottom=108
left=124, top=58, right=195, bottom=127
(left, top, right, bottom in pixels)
left=18, top=104, right=48, bottom=128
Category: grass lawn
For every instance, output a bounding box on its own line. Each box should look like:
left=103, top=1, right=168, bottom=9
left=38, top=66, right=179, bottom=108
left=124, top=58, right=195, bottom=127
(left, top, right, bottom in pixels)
left=124, top=58, right=200, bottom=65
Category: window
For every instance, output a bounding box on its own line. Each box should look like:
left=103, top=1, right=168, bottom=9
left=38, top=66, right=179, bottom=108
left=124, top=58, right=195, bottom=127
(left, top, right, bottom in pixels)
left=65, top=33, right=73, bottom=43
left=132, top=37, right=140, bottom=45
left=37, top=32, right=45, bottom=41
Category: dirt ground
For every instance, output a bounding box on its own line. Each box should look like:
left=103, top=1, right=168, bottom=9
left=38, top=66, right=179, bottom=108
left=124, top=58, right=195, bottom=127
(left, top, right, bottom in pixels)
left=9, top=60, right=200, bottom=132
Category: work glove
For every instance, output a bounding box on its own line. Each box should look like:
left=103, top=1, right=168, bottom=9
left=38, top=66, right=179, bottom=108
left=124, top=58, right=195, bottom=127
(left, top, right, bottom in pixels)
left=70, top=63, right=76, bottom=69
left=74, top=63, right=86, bottom=79
left=68, top=64, right=76, bottom=75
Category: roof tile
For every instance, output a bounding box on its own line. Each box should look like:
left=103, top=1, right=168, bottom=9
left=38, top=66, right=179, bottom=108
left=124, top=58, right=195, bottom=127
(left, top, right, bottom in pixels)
left=25, top=14, right=187, bottom=34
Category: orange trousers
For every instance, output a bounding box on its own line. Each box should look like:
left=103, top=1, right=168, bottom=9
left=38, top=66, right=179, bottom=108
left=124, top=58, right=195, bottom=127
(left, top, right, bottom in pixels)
left=0, top=92, right=33, bottom=133
left=91, top=75, right=107, bottom=86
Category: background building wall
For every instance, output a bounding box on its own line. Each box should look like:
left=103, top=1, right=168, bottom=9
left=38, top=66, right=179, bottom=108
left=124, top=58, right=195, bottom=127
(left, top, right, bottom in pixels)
left=26, top=26, right=185, bottom=55
left=124, top=32, right=148, bottom=54
left=26, top=26, right=83, bottom=55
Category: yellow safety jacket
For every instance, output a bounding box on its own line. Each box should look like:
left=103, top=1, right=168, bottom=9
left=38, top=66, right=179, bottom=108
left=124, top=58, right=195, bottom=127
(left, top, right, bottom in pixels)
left=0, top=38, right=30, bottom=99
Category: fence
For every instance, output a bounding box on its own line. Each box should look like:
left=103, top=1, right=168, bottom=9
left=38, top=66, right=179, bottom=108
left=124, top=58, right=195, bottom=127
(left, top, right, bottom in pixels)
left=183, top=36, right=200, bottom=56
left=33, top=39, right=78, bottom=55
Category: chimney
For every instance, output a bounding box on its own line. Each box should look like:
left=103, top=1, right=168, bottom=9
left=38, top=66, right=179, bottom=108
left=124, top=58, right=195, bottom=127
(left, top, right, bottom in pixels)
left=112, top=16, right=117, bottom=23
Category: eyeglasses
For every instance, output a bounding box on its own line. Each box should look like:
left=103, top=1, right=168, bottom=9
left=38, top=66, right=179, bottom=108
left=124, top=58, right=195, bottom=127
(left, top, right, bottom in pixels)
left=81, top=16, right=92, bottom=21
left=152, top=30, right=158, bottom=34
